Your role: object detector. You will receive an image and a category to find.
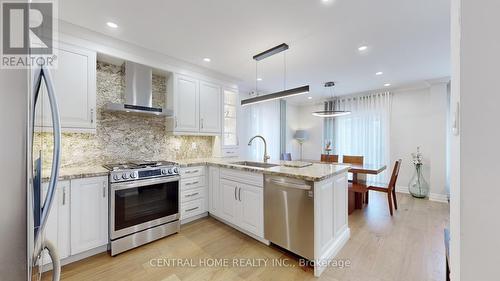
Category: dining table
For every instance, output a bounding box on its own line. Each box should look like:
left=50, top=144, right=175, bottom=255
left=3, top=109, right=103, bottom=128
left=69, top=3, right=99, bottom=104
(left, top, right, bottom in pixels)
left=303, top=160, right=387, bottom=214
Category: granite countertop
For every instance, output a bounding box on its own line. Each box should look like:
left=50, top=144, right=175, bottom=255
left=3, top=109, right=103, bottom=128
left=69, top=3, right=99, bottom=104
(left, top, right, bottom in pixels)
left=41, top=158, right=350, bottom=183
left=176, top=158, right=350, bottom=182
left=42, top=165, right=109, bottom=183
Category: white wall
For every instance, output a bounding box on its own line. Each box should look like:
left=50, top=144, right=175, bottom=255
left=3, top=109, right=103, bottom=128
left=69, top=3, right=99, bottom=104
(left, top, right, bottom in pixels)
left=285, top=103, right=301, bottom=159
left=457, top=0, right=500, bottom=280
left=391, top=84, right=449, bottom=200
left=295, top=104, right=324, bottom=160
left=286, top=85, right=449, bottom=199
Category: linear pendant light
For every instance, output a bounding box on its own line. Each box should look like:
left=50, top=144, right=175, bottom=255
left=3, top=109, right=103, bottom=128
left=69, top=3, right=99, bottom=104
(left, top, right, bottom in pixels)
left=241, top=85, right=310, bottom=106
left=241, top=43, right=309, bottom=106
left=312, top=82, right=351, bottom=117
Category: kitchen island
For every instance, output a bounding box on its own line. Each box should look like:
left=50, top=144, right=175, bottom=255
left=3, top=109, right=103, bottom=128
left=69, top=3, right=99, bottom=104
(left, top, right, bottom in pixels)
left=177, top=158, right=351, bottom=277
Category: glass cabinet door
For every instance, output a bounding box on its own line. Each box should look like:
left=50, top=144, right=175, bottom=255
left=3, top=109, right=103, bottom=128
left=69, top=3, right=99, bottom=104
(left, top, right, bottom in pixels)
left=223, top=89, right=238, bottom=147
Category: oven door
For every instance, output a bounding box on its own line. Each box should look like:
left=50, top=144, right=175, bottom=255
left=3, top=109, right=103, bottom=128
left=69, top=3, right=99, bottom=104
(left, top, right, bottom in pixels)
left=110, top=176, right=179, bottom=240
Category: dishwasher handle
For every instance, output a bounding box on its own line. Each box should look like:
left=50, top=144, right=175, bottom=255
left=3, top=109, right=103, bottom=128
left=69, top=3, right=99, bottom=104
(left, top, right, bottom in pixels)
left=266, top=178, right=311, bottom=190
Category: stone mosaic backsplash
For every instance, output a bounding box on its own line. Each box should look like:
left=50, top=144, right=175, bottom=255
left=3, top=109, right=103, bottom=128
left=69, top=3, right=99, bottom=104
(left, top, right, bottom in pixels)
left=35, top=61, right=213, bottom=168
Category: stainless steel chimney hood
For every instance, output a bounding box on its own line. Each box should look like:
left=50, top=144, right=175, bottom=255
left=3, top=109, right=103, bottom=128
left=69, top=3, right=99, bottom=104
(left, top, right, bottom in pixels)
left=105, top=61, right=172, bottom=116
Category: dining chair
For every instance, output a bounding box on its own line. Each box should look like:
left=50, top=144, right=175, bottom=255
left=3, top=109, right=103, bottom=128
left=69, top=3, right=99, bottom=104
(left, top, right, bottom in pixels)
left=367, top=159, right=402, bottom=216
left=342, top=155, right=364, bottom=165
left=281, top=153, right=292, bottom=161
left=321, top=154, right=338, bottom=162
left=342, top=155, right=367, bottom=205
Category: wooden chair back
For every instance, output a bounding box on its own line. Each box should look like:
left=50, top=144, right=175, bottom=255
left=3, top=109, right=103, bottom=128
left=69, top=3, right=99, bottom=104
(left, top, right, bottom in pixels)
left=342, top=155, right=364, bottom=165
left=387, top=159, right=402, bottom=192
left=281, top=153, right=292, bottom=161
left=321, top=154, right=338, bottom=162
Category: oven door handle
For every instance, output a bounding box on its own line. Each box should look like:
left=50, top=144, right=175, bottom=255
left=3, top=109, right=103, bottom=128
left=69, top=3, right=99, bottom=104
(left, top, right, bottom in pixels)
left=111, top=176, right=180, bottom=191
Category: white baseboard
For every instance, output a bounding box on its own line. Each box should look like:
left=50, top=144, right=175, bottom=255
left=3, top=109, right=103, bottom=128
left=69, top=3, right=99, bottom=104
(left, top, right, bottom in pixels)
left=396, top=186, right=449, bottom=203
left=42, top=245, right=108, bottom=272
left=181, top=212, right=208, bottom=225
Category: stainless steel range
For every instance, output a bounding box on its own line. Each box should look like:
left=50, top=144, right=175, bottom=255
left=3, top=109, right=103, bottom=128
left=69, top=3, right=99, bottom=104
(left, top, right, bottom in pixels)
left=103, top=161, right=180, bottom=256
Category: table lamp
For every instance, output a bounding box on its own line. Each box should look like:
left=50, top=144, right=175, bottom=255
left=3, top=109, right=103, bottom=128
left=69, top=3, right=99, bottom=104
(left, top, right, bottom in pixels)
left=294, top=130, right=308, bottom=160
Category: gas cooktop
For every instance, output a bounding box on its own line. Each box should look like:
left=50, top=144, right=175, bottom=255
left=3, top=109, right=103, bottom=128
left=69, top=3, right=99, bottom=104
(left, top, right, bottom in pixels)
left=103, top=161, right=177, bottom=171
left=103, top=161, right=179, bottom=183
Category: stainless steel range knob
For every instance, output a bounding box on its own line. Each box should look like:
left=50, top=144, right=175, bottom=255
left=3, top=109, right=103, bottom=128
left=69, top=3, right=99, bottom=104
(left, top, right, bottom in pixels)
left=173, top=167, right=179, bottom=174
left=161, top=169, right=168, bottom=175
left=168, top=168, right=173, bottom=174
left=122, top=173, right=129, bottom=180
left=113, top=174, right=120, bottom=181
left=130, top=172, right=137, bottom=179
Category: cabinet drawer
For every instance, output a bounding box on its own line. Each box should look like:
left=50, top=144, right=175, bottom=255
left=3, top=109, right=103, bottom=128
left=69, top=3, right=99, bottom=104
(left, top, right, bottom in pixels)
left=181, top=176, right=205, bottom=191
left=180, top=166, right=205, bottom=178
left=181, top=187, right=206, bottom=203
left=181, top=199, right=206, bottom=220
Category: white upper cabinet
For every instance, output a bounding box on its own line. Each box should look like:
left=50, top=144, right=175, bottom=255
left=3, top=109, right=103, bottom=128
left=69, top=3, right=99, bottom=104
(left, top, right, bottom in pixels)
left=70, top=177, right=108, bottom=255
left=199, top=81, right=222, bottom=133
left=166, top=73, right=224, bottom=135
left=174, top=75, right=199, bottom=132
left=36, top=42, right=96, bottom=132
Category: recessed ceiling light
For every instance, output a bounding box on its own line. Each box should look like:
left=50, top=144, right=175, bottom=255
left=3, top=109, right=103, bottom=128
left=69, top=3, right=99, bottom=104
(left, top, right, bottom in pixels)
left=376, top=71, right=383, bottom=76
left=257, top=78, right=263, bottom=81
left=358, top=45, right=368, bottom=52
left=106, top=22, right=118, bottom=28
left=203, top=58, right=211, bottom=62
left=384, top=83, right=391, bottom=87
left=308, top=96, right=313, bottom=100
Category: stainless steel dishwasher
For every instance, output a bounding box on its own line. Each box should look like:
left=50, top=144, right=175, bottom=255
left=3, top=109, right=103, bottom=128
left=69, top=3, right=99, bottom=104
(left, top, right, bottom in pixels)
left=264, top=175, right=314, bottom=260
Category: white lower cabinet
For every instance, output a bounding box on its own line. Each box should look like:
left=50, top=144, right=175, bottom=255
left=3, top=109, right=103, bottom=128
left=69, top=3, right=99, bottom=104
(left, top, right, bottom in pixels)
left=180, top=166, right=208, bottom=222
left=217, top=171, right=264, bottom=238
left=208, top=167, right=221, bottom=216
left=237, top=183, right=264, bottom=237
left=219, top=179, right=238, bottom=223
left=70, top=176, right=108, bottom=255
left=41, top=181, right=71, bottom=264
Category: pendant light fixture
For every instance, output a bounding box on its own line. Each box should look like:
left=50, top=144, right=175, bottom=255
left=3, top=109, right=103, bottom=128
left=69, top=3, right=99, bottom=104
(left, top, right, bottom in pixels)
left=241, top=43, right=309, bottom=106
left=312, top=82, right=351, bottom=117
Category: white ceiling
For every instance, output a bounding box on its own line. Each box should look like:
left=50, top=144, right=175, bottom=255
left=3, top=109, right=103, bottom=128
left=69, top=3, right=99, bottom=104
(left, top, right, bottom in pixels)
left=59, top=0, right=450, bottom=105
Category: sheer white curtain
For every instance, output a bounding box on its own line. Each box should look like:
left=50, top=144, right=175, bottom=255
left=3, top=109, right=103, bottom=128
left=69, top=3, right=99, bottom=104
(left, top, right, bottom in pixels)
left=331, top=92, right=392, bottom=182
left=241, top=100, right=281, bottom=161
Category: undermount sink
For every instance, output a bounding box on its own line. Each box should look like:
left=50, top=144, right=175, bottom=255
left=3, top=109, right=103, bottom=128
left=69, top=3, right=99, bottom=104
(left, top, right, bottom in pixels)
left=230, top=161, right=279, bottom=169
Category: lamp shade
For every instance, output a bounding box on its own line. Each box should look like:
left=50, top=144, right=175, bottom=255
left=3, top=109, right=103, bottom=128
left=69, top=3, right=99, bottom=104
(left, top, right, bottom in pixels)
left=294, top=130, right=308, bottom=141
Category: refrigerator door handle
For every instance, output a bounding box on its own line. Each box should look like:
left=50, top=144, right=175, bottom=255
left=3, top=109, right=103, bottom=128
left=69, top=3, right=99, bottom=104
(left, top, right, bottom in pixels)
left=32, top=67, right=62, bottom=281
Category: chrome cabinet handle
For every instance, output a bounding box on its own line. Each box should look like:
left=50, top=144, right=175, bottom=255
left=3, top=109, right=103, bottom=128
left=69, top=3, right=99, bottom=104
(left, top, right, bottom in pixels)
left=186, top=207, right=199, bottom=212
left=62, top=186, right=66, bottom=206
left=185, top=170, right=199, bottom=174
left=32, top=66, right=61, bottom=254
left=102, top=183, right=106, bottom=198
left=200, top=118, right=204, bottom=129
left=234, top=186, right=237, bottom=200
left=238, top=187, right=241, bottom=202
left=175, top=117, right=178, bottom=128
left=186, top=192, right=199, bottom=197
left=90, top=108, right=94, bottom=124
left=185, top=181, right=199, bottom=186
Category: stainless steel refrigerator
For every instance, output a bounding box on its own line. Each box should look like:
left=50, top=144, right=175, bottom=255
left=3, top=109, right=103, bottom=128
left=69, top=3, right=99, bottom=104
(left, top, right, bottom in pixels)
left=0, top=64, right=62, bottom=280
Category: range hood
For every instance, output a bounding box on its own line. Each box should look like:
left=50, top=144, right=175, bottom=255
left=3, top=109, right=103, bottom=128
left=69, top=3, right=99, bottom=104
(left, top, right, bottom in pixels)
left=105, top=61, right=172, bottom=116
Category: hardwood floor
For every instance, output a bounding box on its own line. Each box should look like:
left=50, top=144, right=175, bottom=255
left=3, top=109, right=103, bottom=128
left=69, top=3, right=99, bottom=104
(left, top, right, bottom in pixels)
left=42, top=192, right=449, bottom=281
